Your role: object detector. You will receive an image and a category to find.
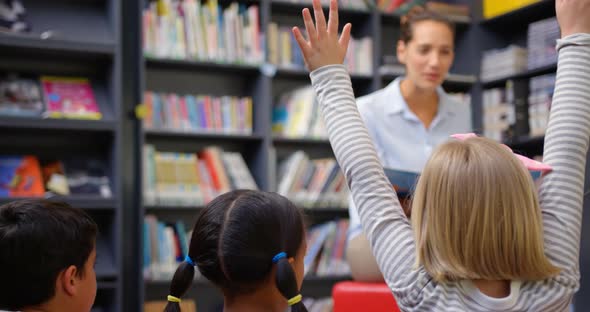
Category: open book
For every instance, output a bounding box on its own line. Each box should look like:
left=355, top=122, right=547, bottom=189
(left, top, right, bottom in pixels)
left=384, top=167, right=545, bottom=197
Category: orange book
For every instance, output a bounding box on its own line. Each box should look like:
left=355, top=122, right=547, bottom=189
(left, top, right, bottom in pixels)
left=0, top=156, right=44, bottom=197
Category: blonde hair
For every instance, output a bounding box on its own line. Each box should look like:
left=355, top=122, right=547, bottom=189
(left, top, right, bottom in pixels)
left=411, top=137, right=560, bottom=283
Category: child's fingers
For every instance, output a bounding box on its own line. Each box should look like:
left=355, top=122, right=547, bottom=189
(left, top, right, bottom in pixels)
left=292, top=27, right=312, bottom=58
left=327, top=0, right=338, bottom=35
left=339, top=23, right=352, bottom=51
left=312, top=0, right=327, bottom=37
left=302, top=8, right=318, bottom=45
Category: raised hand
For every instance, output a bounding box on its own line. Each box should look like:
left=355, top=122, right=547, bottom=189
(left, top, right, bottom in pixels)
left=556, top=0, right=590, bottom=37
left=291, top=0, right=352, bottom=72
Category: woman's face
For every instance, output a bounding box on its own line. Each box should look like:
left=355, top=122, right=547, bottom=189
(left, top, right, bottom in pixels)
left=397, top=20, right=454, bottom=91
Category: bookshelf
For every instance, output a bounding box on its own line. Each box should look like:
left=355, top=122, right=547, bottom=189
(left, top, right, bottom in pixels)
left=122, top=0, right=479, bottom=311
left=0, top=0, right=122, bottom=312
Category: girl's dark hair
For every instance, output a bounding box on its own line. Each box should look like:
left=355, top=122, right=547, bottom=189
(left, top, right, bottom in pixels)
left=399, top=6, right=455, bottom=43
left=164, top=190, right=308, bottom=312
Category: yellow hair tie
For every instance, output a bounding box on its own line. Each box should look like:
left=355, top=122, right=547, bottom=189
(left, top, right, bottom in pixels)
left=167, top=295, right=182, bottom=303
left=288, top=294, right=302, bottom=306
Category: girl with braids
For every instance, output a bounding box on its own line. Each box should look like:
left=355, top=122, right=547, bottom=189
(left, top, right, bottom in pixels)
left=346, top=5, right=471, bottom=282
left=164, top=190, right=308, bottom=312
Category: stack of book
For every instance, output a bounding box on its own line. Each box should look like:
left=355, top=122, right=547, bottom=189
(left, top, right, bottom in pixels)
left=481, top=45, right=528, bottom=82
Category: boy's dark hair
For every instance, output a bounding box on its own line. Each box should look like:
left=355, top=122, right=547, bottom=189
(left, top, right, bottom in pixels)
left=400, top=6, right=455, bottom=43
left=164, top=190, right=308, bottom=312
left=0, top=199, right=98, bottom=310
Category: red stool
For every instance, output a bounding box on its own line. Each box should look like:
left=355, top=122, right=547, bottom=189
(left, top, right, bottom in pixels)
left=332, top=281, right=401, bottom=312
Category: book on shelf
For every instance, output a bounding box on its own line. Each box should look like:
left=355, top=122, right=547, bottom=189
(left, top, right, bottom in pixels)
left=0, top=75, right=101, bottom=120
left=272, top=0, right=368, bottom=11
left=528, top=73, right=554, bottom=137
left=143, top=145, right=258, bottom=207
left=267, top=22, right=372, bottom=75
left=481, top=45, right=528, bottom=82
left=527, top=17, right=559, bottom=70
left=0, top=156, right=112, bottom=198
left=0, top=75, right=44, bottom=116
left=272, top=86, right=326, bottom=139
left=40, top=76, right=101, bottom=120
left=482, top=0, right=540, bottom=19
left=277, top=151, right=349, bottom=209
left=143, top=0, right=263, bottom=64
left=144, top=300, right=197, bottom=312
left=143, top=91, right=253, bottom=135
left=0, top=0, right=31, bottom=33
left=144, top=215, right=196, bottom=281
left=304, top=220, right=350, bottom=277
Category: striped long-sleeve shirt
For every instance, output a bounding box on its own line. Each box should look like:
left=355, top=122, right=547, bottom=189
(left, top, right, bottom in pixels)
left=310, top=33, right=590, bottom=311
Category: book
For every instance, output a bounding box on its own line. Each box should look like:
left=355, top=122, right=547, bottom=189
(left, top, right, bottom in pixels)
left=383, top=168, right=420, bottom=197
left=40, top=76, right=102, bottom=120
left=62, top=158, right=112, bottom=198
left=0, top=156, right=44, bottom=197
left=384, top=165, right=544, bottom=198
left=0, top=75, right=44, bottom=116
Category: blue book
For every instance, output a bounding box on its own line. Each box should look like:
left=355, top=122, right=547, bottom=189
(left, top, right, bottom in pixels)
left=384, top=167, right=544, bottom=198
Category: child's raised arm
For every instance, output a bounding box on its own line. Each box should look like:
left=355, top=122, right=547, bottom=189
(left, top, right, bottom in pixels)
left=292, top=0, right=422, bottom=306
left=537, top=1, right=590, bottom=286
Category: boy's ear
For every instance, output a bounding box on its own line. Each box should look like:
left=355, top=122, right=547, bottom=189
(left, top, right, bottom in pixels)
left=59, top=265, right=79, bottom=296
left=397, top=40, right=407, bottom=64
left=288, top=257, right=295, bottom=265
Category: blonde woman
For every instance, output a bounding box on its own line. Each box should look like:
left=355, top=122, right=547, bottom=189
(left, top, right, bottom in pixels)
left=292, top=0, right=590, bottom=310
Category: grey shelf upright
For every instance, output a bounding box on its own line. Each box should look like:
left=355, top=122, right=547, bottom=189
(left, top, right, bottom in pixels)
left=0, top=0, right=123, bottom=312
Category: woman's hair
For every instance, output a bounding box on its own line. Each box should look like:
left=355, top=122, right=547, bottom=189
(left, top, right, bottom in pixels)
left=411, top=137, right=560, bottom=283
left=400, top=6, right=455, bottom=43
left=164, top=190, right=308, bottom=312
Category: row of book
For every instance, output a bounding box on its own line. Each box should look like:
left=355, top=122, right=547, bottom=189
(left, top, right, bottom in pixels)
left=482, top=78, right=541, bottom=142
left=527, top=17, right=559, bottom=70
left=272, top=86, right=326, bottom=139
left=378, top=0, right=470, bottom=19
left=143, top=145, right=258, bottom=207
left=481, top=17, right=559, bottom=82
left=143, top=0, right=264, bottom=64
left=143, top=215, right=194, bottom=280
left=277, top=151, right=349, bottom=209
left=143, top=91, right=253, bottom=134
left=267, top=22, right=373, bottom=75
left=0, top=156, right=111, bottom=198
left=274, top=0, right=367, bottom=10
left=144, top=215, right=350, bottom=281
left=305, top=220, right=350, bottom=277
left=480, top=45, right=528, bottom=83
left=0, top=75, right=101, bottom=120
left=528, top=74, right=554, bottom=137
